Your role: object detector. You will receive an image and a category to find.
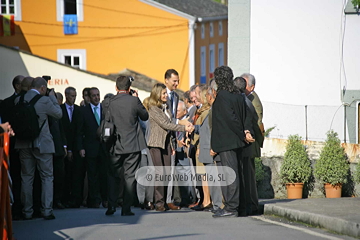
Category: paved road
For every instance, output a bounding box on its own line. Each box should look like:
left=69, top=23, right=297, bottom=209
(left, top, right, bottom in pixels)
left=12, top=206, right=355, bottom=240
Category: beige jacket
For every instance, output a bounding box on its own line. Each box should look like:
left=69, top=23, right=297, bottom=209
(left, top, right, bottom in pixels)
left=147, top=105, right=185, bottom=149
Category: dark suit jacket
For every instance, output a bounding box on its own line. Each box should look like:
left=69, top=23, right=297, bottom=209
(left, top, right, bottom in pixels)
left=0, top=92, right=17, bottom=123
left=60, top=104, right=82, bottom=152
left=102, top=93, right=148, bottom=154
left=211, top=90, right=252, bottom=153
left=78, top=104, right=104, bottom=158
left=49, top=116, right=67, bottom=158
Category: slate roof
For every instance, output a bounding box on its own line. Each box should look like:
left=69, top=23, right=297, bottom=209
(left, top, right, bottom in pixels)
left=153, top=0, right=227, bottom=18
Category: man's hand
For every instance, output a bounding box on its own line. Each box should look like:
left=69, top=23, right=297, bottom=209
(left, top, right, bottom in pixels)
left=177, top=138, right=185, bottom=148
left=131, top=89, right=138, bottom=97
left=185, top=123, right=194, bottom=133
left=210, top=149, right=217, bottom=156
left=244, top=131, right=255, bottom=144
left=0, top=122, right=15, bottom=136
left=196, top=148, right=200, bottom=158
left=178, top=117, right=190, bottom=126
left=80, top=149, right=85, bottom=158
left=48, top=88, right=56, bottom=96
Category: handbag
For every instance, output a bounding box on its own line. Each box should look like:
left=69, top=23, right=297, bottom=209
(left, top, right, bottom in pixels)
left=97, top=107, right=116, bottom=144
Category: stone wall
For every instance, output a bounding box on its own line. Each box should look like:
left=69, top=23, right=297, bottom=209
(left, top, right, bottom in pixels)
left=257, top=138, right=360, bottom=199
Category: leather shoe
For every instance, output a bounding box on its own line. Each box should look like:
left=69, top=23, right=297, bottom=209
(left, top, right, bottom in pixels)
left=188, top=201, right=199, bottom=208
left=102, top=201, right=108, bottom=208
left=212, top=209, right=238, bottom=218
left=191, top=205, right=204, bottom=211
left=43, top=213, right=56, bottom=220
left=155, top=206, right=166, bottom=212
left=105, top=207, right=116, bottom=215
left=145, top=202, right=154, bottom=210
left=121, top=211, right=135, bottom=216
left=167, top=203, right=180, bottom=210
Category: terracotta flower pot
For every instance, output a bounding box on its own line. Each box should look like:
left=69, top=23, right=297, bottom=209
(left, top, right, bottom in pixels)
left=286, top=183, right=304, bottom=199
left=324, top=183, right=342, bottom=198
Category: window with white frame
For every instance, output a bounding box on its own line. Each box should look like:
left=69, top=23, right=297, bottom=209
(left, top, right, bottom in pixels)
left=209, top=22, right=214, bottom=38
left=218, top=43, right=224, bottom=66
left=57, top=49, right=86, bottom=70
left=209, top=44, right=215, bottom=73
left=218, top=21, right=223, bottom=36
left=200, top=46, right=206, bottom=78
left=201, top=24, right=205, bottom=39
left=0, top=0, right=22, bottom=21
left=57, top=0, right=83, bottom=22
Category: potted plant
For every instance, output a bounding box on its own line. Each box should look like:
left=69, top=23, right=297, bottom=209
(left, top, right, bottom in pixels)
left=280, top=135, right=312, bottom=199
left=314, top=130, right=350, bottom=198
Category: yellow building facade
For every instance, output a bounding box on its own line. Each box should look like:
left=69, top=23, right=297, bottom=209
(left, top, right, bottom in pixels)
left=0, top=0, right=227, bottom=90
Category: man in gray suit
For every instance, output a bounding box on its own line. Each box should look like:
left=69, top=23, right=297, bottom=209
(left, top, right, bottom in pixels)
left=103, top=75, right=148, bottom=216
left=15, top=77, right=62, bottom=220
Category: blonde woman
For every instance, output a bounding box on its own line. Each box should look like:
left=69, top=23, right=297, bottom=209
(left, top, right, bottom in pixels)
left=147, top=83, right=193, bottom=211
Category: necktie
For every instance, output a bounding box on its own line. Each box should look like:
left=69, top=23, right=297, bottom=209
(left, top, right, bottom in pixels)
left=170, top=92, right=175, bottom=116
left=94, top=106, right=100, bottom=125
left=69, top=106, right=73, bottom=122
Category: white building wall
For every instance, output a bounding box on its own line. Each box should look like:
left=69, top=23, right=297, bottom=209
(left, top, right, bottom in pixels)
left=0, top=46, right=150, bottom=105
left=229, top=0, right=360, bottom=142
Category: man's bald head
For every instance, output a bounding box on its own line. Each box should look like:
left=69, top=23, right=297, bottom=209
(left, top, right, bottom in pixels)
left=12, top=75, right=24, bottom=93
left=21, top=77, right=34, bottom=91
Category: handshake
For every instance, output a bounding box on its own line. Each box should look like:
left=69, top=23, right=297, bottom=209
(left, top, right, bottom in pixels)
left=178, top=117, right=194, bottom=133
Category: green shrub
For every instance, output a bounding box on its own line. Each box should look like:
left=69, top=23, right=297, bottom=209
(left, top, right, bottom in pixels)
left=255, top=157, right=265, bottom=183
left=314, top=130, right=349, bottom=186
left=280, top=134, right=312, bottom=183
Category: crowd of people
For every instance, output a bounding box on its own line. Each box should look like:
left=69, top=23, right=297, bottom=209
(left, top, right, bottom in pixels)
left=0, top=65, right=264, bottom=220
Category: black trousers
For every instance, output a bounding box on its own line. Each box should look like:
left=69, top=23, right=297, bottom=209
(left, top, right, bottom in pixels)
left=9, top=146, right=22, bottom=216
left=243, top=156, right=259, bottom=212
left=219, top=148, right=246, bottom=214
left=72, top=154, right=87, bottom=206
left=107, top=152, right=141, bottom=212
left=86, top=151, right=108, bottom=206
left=53, top=155, right=65, bottom=203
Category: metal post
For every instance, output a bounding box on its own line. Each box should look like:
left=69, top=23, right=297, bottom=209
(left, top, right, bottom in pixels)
left=344, top=105, right=347, bottom=143
left=305, top=105, right=308, bottom=141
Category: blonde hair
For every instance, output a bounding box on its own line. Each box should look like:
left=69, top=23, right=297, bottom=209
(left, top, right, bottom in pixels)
left=143, top=96, right=150, bottom=110
left=148, top=83, right=166, bottom=109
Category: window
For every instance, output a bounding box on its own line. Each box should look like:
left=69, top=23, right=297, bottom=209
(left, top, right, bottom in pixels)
left=209, top=22, right=214, bottom=38
left=218, top=21, right=223, bottom=36
left=200, top=46, right=206, bottom=83
left=218, top=43, right=224, bottom=66
left=0, top=0, right=21, bottom=21
left=209, top=44, right=215, bottom=74
left=57, top=0, right=83, bottom=22
left=65, top=0, right=76, bottom=14
left=57, top=49, right=86, bottom=70
left=201, top=24, right=205, bottom=39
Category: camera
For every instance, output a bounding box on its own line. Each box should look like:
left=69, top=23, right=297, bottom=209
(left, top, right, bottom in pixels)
left=46, top=88, right=54, bottom=96
left=129, top=89, right=136, bottom=95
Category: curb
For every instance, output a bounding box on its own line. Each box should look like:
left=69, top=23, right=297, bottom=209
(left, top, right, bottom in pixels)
left=263, top=204, right=360, bottom=238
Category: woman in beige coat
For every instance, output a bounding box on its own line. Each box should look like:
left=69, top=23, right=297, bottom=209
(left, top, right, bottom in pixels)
left=147, top=83, right=193, bottom=211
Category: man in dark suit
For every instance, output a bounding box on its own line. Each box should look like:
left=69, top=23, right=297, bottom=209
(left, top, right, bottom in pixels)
left=211, top=66, right=254, bottom=218
left=60, top=87, right=84, bottom=208
left=0, top=75, right=23, bottom=220
left=103, top=75, right=148, bottom=216
left=50, top=93, right=67, bottom=209
left=15, top=77, right=62, bottom=220
left=78, top=87, right=108, bottom=208
left=234, top=76, right=262, bottom=215
left=164, top=69, right=183, bottom=210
